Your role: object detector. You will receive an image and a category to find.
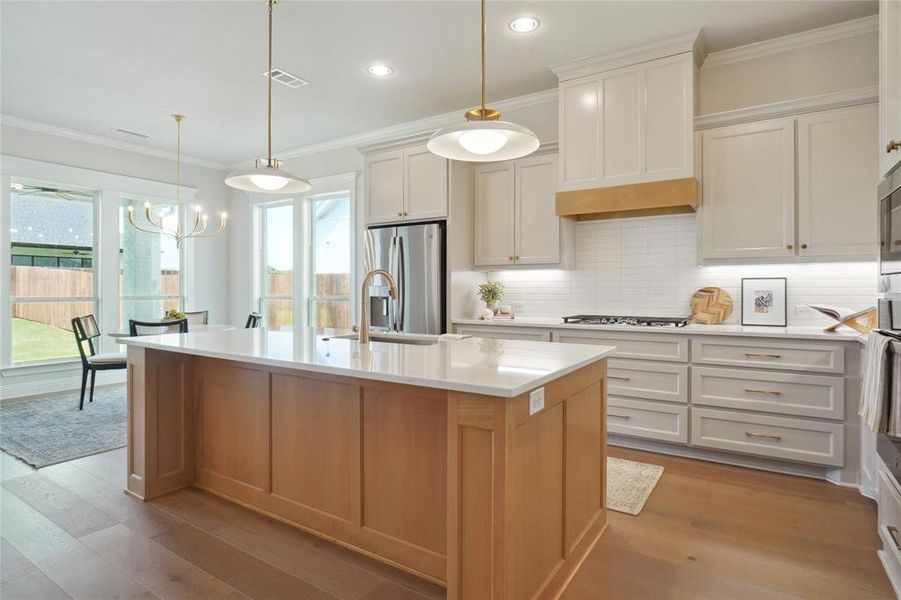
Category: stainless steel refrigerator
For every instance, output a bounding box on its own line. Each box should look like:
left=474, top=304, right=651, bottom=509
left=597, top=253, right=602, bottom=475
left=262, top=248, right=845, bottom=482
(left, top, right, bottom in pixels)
left=364, top=222, right=445, bottom=334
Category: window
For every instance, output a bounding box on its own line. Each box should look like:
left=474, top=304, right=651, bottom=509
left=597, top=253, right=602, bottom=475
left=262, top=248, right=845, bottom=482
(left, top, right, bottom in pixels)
left=9, top=181, right=97, bottom=363
left=258, top=202, right=294, bottom=331
left=308, top=193, right=351, bottom=328
left=118, top=197, right=183, bottom=325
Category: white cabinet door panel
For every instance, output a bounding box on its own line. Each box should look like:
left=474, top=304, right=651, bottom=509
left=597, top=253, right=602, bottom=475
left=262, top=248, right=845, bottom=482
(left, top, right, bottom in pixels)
left=881, top=0, right=901, bottom=177
left=644, top=54, right=692, bottom=178
left=601, top=68, right=642, bottom=182
left=798, top=104, right=878, bottom=258
left=474, top=163, right=515, bottom=266
left=559, top=77, right=601, bottom=190
left=691, top=338, right=844, bottom=374
left=552, top=330, right=689, bottom=362
left=514, top=154, right=560, bottom=265
left=701, top=118, right=796, bottom=259
left=366, top=150, right=404, bottom=225
left=607, top=359, right=688, bottom=403
left=607, top=397, right=688, bottom=444
left=404, top=146, right=447, bottom=221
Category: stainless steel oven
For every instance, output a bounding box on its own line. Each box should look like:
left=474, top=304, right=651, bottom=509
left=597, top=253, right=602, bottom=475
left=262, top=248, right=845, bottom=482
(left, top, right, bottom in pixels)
left=880, top=167, right=901, bottom=292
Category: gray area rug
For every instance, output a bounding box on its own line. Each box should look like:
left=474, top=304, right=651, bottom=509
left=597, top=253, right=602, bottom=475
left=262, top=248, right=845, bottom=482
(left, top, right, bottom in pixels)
left=0, top=385, right=127, bottom=468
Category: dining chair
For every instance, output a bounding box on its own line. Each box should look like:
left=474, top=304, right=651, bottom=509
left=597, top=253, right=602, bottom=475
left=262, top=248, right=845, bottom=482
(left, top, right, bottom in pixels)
left=185, top=310, right=209, bottom=325
left=245, top=312, right=263, bottom=328
left=129, top=318, right=189, bottom=336
left=72, top=315, right=127, bottom=411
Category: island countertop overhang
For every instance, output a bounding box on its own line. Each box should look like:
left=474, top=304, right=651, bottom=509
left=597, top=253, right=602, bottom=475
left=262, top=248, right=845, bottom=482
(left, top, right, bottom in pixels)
left=118, top=327, right=615, bottom=397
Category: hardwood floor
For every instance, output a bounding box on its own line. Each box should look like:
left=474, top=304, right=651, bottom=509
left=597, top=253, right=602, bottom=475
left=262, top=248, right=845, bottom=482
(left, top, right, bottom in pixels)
left=0, top=446, right=893, bottom=599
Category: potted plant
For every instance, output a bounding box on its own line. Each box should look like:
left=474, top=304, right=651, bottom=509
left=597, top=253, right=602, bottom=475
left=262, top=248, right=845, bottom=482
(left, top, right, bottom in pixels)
left=165, top=309, right=186, bottom=320
left=477, top=281, right=505, bottom=319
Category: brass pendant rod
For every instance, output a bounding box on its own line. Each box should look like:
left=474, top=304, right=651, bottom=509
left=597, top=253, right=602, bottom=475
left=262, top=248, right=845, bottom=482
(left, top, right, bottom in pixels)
left=267, top=0, right=274, bottom=163
left=480, top=0, right=486, bottom=117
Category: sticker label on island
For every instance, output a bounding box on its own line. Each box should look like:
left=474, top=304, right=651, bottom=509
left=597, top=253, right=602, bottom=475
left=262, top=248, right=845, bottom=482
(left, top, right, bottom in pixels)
left=529, top=387, right=546, bottom=416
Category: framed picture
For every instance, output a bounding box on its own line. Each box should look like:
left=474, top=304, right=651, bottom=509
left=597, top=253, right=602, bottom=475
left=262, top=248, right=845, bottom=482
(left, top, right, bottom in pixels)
left=741, top=277, right=787, bottom=327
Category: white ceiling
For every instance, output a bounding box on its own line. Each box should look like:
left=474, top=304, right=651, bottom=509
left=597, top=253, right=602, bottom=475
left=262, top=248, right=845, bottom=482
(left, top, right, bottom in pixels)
left=1, top=1, right=877, bottom=165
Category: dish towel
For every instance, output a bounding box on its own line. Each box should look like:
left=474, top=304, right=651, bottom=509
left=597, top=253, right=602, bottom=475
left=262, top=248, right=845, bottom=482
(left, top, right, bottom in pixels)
left=860, top=332, right=894, bottom=433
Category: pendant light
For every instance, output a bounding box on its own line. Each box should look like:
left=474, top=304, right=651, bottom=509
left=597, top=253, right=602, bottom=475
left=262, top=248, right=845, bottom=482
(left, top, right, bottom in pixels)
left=226, top=0, right=311, bottom=194
left=427, top=0, right=539, bottom=162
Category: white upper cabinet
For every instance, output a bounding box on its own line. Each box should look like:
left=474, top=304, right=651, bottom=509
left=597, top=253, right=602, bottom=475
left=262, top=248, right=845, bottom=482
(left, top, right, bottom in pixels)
left=515, top=154, right=560, bottom=265
left=365, top=150, right=404, bottom=224
left=364, top=144, right=448, bottom=225
left=474, top=153, right=568, bottom=267
left=474, top=162, right=515, bottom=266
left=797, top=104, right=879, bottom=258
left=700, top=118, right=796, bottom=260
left=881, top=0, right=901, bottom=177
left=555, top=47, right=698, bottom=192
left=700, top=107, right=878, bottom=262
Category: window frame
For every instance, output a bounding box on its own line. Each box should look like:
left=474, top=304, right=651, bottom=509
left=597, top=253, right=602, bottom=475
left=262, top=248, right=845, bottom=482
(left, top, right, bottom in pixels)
left=254, top=199, right=295, bottom=330
left=0, top=155, right=196, bottom=371
left=304, top=189, right=353, bottom=329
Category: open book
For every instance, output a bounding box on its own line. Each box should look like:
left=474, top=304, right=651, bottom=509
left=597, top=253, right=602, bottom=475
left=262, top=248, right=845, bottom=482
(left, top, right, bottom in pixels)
left=807, top=304, right=862, bottom=321
left=807, top=304, right=877, bottom=333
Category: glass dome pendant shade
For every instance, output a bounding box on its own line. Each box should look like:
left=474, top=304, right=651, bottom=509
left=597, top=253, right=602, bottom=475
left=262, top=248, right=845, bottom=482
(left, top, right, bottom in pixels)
left=225, top=0, right=311, bottom=194
left=427, top=0, right=539, bottom=162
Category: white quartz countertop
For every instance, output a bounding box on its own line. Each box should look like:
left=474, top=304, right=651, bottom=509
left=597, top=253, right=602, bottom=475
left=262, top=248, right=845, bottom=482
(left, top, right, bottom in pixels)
left=117, top=328, right=615, bottom=398
left=453, top=317, right=864, bottom=342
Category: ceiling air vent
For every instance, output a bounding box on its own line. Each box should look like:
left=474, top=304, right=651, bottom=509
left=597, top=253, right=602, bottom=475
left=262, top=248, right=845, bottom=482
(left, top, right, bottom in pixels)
left=263, top=68, right=309, bottom=89
left=110, top=128, right=150, bottom=139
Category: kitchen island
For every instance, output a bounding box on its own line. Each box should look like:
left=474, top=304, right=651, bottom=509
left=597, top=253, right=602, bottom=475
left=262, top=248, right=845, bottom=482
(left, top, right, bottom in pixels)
left=120, top=328, right=613, bottom=599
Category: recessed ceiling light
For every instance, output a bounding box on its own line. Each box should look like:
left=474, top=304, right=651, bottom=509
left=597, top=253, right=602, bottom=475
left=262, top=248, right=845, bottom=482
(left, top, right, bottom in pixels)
left=367, top=64, right=393, bottom=77
left=509, top=16, right=539, bottom=33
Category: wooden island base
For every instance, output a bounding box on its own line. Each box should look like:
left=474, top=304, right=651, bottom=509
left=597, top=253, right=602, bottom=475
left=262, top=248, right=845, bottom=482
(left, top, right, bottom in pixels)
left=127, top=347, right=607, bottom=599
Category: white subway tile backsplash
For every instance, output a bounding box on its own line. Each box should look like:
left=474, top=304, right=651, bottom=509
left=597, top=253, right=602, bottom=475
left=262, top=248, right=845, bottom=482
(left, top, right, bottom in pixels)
left=488, top=214, right=877, bottom=327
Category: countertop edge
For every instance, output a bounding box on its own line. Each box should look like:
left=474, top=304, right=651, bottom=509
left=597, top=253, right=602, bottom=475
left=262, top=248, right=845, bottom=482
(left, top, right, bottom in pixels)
left=452, top=318, right=865, bottom=343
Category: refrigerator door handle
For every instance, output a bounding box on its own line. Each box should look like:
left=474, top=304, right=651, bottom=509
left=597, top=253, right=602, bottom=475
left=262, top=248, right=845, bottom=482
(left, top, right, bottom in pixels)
left=396, top=235, right=406, bottom=332
left=388, top=235, right=398, bottom=331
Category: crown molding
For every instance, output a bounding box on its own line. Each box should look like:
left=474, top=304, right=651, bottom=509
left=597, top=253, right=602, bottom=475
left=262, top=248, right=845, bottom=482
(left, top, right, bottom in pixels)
left=549, top=30, right=704, bottom=82
left=701, top=15, right=878, bottom=70
left=1, top=114, right=227, bottom=171
left=228, top=88, right=559, bottom=168
left=693, top=86, right=878, bottom=130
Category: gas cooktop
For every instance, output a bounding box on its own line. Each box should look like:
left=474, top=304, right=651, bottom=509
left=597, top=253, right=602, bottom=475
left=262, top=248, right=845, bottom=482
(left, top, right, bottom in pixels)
left=562, top=315, right=689, bottom=327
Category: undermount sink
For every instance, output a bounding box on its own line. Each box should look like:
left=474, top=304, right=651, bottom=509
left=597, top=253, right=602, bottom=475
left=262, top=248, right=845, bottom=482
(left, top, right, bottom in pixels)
left=329, top=333, right=439, bottom=346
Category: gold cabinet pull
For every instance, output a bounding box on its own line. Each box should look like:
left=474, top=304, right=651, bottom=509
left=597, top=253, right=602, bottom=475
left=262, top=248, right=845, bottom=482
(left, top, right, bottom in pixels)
left=786, top=244, right=793, bottom=250
left=506, top=255, right=514, bottom=261
left=888, top=140, right=901, bottom=154
left=608, top=375, right=631, bottom=381
left=608, top=413, right=631, bottom=420
left=894, top=240, right=901, bottom=246
left=397, top=211, right=403, bottom=217
left=745, top=431, right=782, bottom=441
left=745, top=352, right=781, bottom=359
left=800, top=243, right=808, bottom=250
left=888, top=526, right=901, bottom=551
left=745, top=388, right=782, bottom=396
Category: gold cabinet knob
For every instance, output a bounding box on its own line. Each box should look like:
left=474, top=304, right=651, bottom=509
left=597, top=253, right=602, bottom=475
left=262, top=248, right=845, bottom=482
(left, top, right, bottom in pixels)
left=888, top=140, right=901, bottom=153
left=397, top=211, right=403, bottom=217
left=801, top=243, right=808, bottom=250
left=786, top=244, right=793, bottom=250
left=507, top=255, right=514, bottom=261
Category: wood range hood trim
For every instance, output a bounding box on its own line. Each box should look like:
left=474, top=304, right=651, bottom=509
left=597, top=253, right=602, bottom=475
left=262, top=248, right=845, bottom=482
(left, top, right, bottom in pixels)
left=556, top=177, right=699, bottom=221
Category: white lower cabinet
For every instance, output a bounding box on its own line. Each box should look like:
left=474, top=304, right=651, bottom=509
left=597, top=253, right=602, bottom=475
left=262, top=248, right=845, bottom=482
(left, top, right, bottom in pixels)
left=608, top=397, right=688, bottom=444
left=877, top=465, right=901, bottom=594
left=691, top=407, right=844, bottom=467
left=608, top=359, right=687, bottom=403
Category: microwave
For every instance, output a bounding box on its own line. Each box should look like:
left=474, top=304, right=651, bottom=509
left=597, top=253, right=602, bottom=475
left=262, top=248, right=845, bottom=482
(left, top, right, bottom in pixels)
left=880, top=167, right=901, bottom=285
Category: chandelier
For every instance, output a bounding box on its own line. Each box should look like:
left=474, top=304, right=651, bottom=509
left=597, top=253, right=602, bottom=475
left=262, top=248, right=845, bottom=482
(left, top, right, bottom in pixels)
left=128, top=114, right=228, bottom=247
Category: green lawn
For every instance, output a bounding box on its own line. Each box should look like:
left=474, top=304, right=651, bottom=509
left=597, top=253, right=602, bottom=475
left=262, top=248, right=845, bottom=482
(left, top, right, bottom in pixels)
left=12, top=318, right=78, bottom=363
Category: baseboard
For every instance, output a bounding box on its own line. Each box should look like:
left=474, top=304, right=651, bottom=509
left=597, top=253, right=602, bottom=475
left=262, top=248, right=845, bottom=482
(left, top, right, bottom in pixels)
left=878, top=550, right=901, bottom=599
left=0, top=369, right=126, bottom=400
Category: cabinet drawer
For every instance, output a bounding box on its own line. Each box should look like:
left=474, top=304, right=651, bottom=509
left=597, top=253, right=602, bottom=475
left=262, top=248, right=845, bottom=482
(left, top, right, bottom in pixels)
left=608, top=397, right=688, bottom=444
left=690, top=407, right=844, bottom=466
left=878, top=467, right=901, bottom=570
left=554, top=330, right=688, bottom=362
left=691, top=366, right=844, bottom=420
left=455, top=326, right=552, bottom=342
left=608, top=359, right=687, bottom=403
left=691, top=338, right=844, bottom=374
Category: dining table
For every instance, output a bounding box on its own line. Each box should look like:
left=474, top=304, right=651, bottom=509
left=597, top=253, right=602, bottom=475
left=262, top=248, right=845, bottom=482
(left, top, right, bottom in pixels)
left=107, top=323, right=235, bottom=339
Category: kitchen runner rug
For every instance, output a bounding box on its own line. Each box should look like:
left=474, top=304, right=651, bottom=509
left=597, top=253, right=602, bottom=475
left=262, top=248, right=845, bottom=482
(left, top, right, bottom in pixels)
left=607, top=457, right=664, bottom=515
left=0, top=385, right=127, bottom=468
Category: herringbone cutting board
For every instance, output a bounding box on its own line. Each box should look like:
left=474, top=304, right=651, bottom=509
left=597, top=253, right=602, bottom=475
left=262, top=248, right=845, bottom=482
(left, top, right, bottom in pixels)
left=689, top=287, right=733, bottom=324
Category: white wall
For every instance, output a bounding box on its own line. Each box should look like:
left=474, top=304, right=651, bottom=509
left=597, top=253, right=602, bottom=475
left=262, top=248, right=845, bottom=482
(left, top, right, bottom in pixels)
left=0, top=124, right=231, bottom=398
